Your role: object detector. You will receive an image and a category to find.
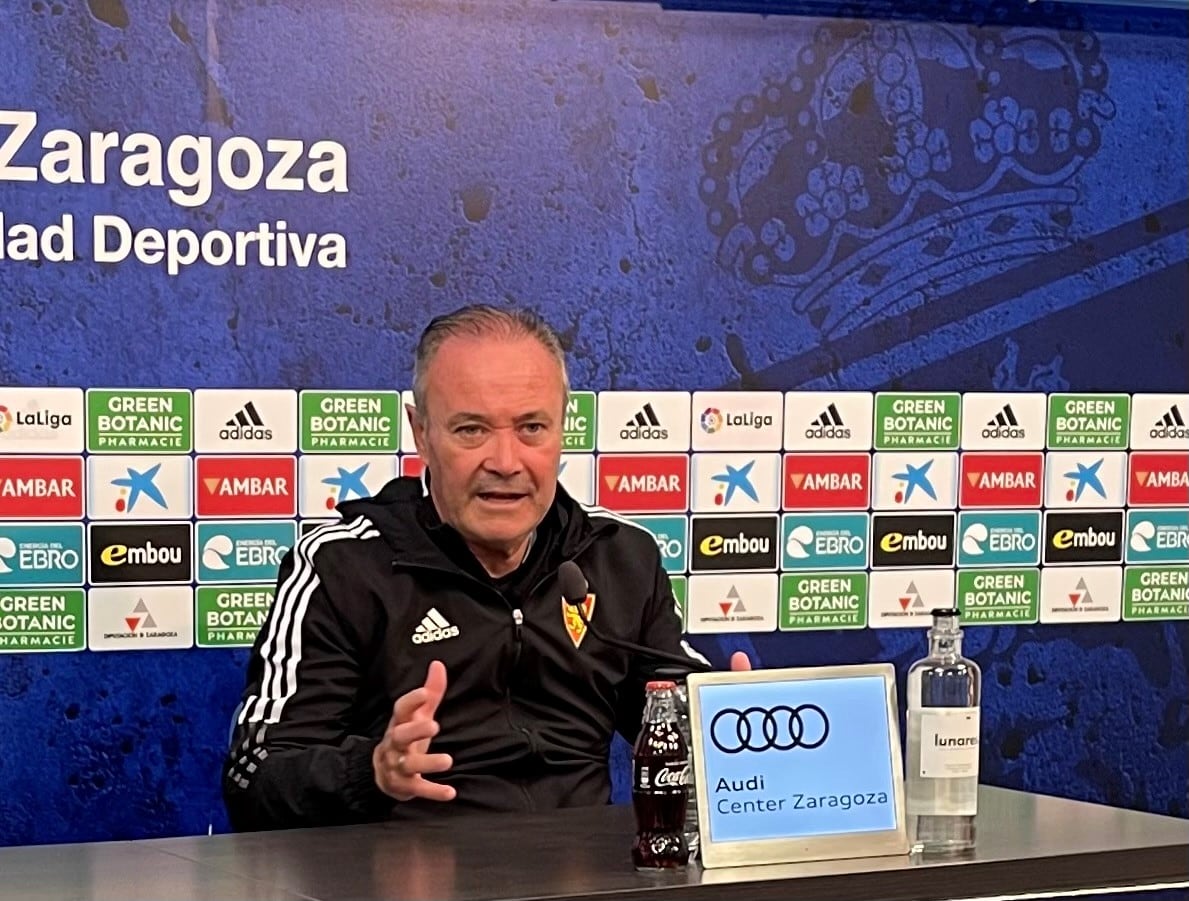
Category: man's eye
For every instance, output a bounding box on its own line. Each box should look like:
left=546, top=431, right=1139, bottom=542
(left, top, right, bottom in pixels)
left=521, top=423, right=545, bottom=434
left=455, top=425, right=484, bottom=437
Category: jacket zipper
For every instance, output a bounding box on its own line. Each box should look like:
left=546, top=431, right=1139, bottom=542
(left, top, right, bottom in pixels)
left=390, top=527, right=613, bottom=810
left=389, top=560, right=537, bottom=771
left=509, top=606, right=535, bottom=809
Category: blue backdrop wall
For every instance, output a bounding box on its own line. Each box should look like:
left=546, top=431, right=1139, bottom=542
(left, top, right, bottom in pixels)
left=0, top=0, right=1185, bottom=845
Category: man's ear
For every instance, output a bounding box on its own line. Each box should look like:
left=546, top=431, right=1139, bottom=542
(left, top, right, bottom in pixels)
left=406, top=403, right=427, bottom=458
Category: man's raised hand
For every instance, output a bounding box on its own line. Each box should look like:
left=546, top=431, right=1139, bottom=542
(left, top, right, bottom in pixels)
left=373, top=660, right=456, bottom=802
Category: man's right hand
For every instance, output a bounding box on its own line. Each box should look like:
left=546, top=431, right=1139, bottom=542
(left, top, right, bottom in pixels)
left=373, top=660, right=456, bottom=802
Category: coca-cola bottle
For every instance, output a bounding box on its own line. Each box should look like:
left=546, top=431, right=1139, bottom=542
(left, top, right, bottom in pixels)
left=631, top=680, right=690, bottom=870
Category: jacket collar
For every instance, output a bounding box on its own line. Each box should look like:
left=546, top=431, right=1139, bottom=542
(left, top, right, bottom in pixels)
left=336, top=473, right=612, bottom=574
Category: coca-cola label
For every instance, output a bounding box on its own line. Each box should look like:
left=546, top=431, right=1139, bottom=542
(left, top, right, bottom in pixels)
left=636, top=762, right=690, bottom=790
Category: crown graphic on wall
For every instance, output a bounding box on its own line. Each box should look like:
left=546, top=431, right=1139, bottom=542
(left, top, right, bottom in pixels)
left=698, top=10, right=1116, bottom=338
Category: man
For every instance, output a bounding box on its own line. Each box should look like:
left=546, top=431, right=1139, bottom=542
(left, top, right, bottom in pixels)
left=223, top=305, right=745, bottom=830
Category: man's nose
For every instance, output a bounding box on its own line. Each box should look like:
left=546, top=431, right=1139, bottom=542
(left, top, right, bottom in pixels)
left=484, top=428, right=523, bottom=476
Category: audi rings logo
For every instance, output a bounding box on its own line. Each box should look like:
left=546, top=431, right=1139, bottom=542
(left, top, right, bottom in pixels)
left=709, top=705, right=829, bottom=753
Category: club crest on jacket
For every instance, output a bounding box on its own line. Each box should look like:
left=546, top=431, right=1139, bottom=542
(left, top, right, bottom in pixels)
left=563, top=593, right=596, bottom=648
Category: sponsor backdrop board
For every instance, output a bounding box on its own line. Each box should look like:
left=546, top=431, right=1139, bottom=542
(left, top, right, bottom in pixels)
left=0, top=0, right=1185, bottom=854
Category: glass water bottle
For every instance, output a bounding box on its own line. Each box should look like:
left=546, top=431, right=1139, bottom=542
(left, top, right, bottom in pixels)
left=905, top=607, right=982, bottom=853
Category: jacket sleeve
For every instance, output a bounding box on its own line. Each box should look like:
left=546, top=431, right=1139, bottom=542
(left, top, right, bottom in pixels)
left=613, top=558, right=710, bottom=743
left=222, top=541, right=394, bottom=831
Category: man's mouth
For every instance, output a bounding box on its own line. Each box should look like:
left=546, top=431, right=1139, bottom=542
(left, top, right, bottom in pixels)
left=476, top=491, right=528, bottom=504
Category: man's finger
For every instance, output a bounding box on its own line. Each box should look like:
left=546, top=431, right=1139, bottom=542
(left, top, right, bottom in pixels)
left=729, top=651, right=753, bottom=672
left=406, top=778, right=456, bottom=803
left=396, top=751, right=453, bottom=777
left=387, top=718, right=439, bottom=750
left=391, top=687, right=430, bottom=725
left=414, top=660, right=448, bottom=721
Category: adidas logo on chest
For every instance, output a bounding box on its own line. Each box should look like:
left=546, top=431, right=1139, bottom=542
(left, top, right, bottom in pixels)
left=412, top=607, right=460, bottom=644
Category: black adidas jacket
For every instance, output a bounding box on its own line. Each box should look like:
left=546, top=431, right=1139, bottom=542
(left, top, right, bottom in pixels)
left=223, top=477, right=704, bottom=831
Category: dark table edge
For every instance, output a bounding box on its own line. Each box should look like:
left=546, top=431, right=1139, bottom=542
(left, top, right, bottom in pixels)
left=147, top=845, right=324, bottom=901
left=509, top=844, right=1189, bottom=901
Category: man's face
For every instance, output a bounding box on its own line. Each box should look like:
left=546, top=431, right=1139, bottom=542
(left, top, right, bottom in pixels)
left=411, top=334, right=565, bottom=556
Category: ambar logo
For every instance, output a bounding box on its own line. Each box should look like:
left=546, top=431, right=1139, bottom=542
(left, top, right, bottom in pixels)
left=958, top=453, right=1043, bottom=508
left=595, top=455, right=687, bottom=513
left=870, top=514, right=955, bottom=568
left=89, top=523, right=192, bottom=584
left=1043, top=511, right=1123, bottom=565
left=0, top=457, right=83, bottom=518
left=782, top=454, right=870, bottom=510
left=690, top=515, right=778, bottom=572
left=196, top=456, right=296, bottom=517
left=1129, top=453, right=1189, bottom=507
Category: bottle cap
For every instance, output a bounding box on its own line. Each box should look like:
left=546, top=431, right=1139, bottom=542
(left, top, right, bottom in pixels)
left=651, top=666, right=689, bottom=683
left=930, top=607, right=961, bottom=617
left=646, top=680, right=677, bottom=691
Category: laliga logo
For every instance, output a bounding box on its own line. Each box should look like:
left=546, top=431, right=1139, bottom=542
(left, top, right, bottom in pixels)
left=700, top=407, right=773, bottom=433
left=710, top=705, right=829, bottom=753
left=0, top=406, right=11, bottom=432
left=700, top=407, right=724, bottom=434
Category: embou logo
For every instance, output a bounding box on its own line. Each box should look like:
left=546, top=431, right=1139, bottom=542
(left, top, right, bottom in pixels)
left=89, top=523, right=192, bottom=584
left=871, top=514, right=955, bottom=568
left=690, top=516, right=778, bottom=571
left=1043, top=511, right=1123, bottom=565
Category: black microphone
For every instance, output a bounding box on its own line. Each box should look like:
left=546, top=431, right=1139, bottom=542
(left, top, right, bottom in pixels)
left=558, top=561, right=711, bottom=673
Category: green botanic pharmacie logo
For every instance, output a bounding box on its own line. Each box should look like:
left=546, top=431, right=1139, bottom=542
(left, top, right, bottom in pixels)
left=0, top=589, right=85, bottom=652
left=299, top=391, right=399, bottom=453
left=563, top=392, right=596, bottom=452
left=86, top=389, right=192, bottom=452
left=1047, top=395, right=1130, bottom=449
left=779, top=572, right=867, bottom=630
left=1123, top=567, right=1188, bottom=621
left=874, top=393, right=960, bottom=450
left=196, top=585, right=275, bottom=647
left=956, top=569, right=1039, bottom=624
